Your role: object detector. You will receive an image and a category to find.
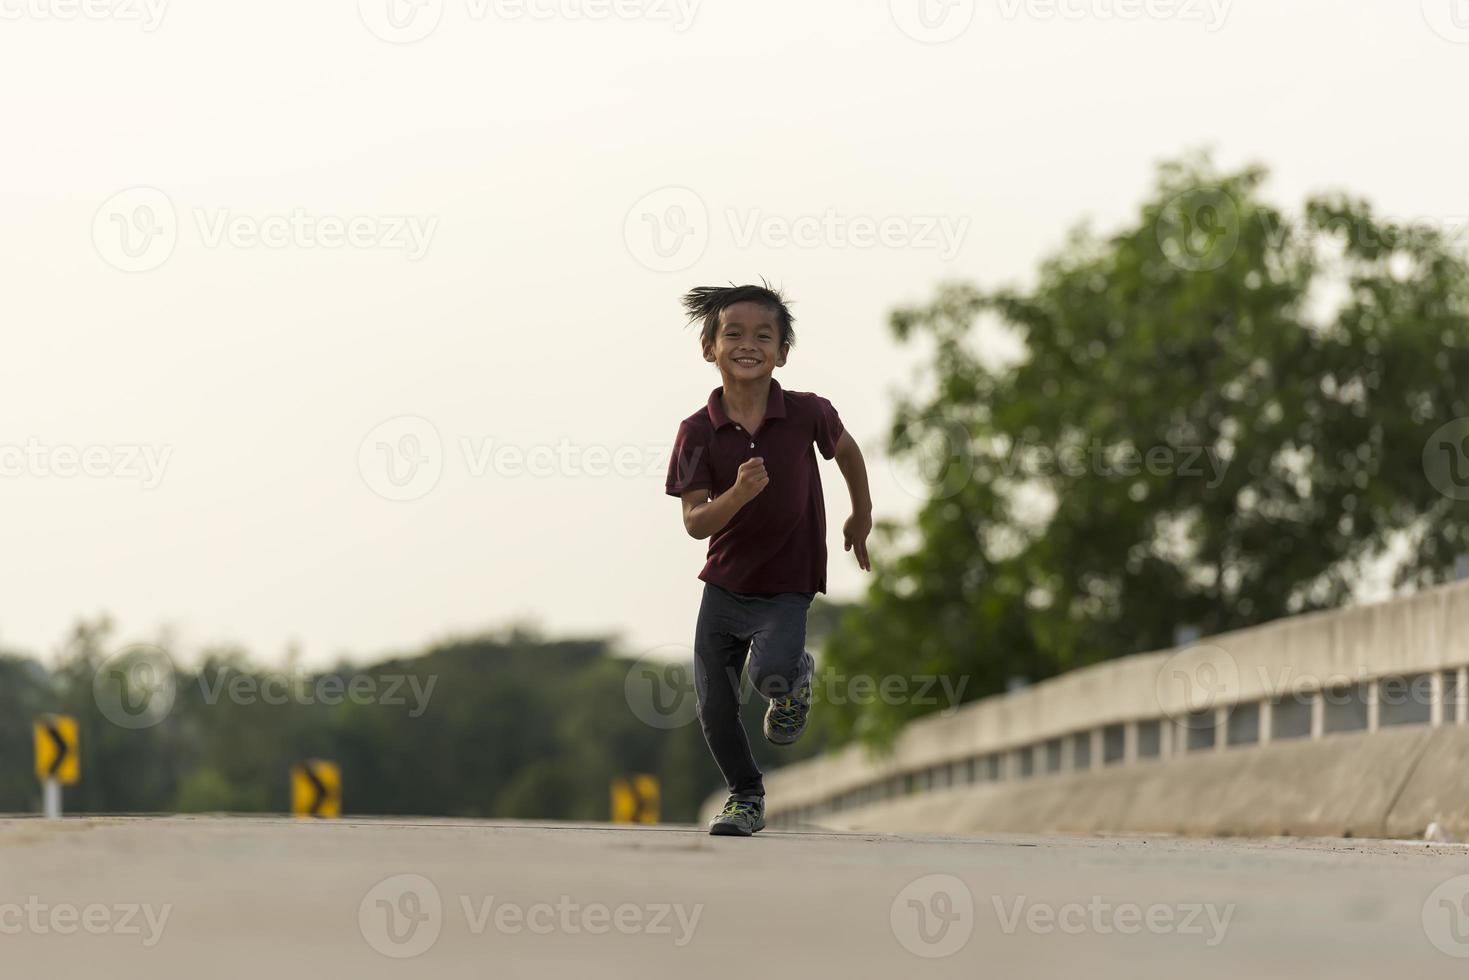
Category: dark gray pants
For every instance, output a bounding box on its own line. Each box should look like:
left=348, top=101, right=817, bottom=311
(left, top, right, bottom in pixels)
left=694, top=582, right=815, bottom=798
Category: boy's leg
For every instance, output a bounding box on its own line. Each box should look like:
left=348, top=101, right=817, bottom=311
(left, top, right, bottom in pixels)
left=692, top=583, right=763, bottom=797
left=745, top=592, right=817, bottom=745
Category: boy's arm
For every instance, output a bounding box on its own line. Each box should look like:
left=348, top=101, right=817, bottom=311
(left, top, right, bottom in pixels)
left=680, top=457, right=769, bottom=540
left=833, top=431, right=873, bottom=571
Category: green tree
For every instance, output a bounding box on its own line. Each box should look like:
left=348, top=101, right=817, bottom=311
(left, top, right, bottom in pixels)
left=825, top=154, right=1469, bottom=745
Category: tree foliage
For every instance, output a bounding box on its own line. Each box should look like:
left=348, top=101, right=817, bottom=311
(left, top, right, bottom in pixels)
left=0, top=618, right=834, bottom=820
left=823, top=154, right=1469, bottom=745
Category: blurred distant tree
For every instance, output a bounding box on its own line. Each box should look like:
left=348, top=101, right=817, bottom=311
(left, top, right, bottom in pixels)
left=0, top=620, right=826, bottom=822
left=824, top=153, right=1469, bottom=745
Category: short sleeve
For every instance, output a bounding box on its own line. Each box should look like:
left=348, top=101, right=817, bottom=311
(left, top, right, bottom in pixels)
left=814, top=396, right=845, bottom=460
left=665, top=420, right=712, bottom=497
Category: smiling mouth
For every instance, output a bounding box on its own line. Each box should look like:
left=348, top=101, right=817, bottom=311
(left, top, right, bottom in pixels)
left=733, top=357, right=762, bottom=367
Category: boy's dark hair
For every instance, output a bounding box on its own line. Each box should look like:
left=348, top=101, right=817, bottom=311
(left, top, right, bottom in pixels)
left=682, top=282, right=796, bottom=351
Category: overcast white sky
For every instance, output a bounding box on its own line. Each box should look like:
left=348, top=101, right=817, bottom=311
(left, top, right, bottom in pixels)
left=1, top=0, right=1464, bottom=668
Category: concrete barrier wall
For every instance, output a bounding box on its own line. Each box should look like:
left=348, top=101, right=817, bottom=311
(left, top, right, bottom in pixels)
left=701, top=581, right=1469, bottom=837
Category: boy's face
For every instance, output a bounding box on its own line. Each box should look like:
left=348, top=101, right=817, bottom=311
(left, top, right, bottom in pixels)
left=703, top=301, right=788, bottom=381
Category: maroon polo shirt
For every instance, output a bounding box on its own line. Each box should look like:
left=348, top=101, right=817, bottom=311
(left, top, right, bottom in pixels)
left=665, top=379, right=845, bottom=595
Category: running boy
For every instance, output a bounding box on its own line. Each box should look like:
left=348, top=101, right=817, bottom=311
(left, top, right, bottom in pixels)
left=664, top=283, right=873, bottom=837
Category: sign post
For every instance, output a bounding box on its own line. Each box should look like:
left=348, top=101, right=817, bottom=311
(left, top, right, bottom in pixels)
left=33, top=715, right=80, bottom=819
left=610, top=774, right=660, bottom=824
left=291, top=760, right=342, bottom=818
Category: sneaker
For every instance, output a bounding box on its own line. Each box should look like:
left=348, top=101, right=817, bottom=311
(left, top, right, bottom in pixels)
left=763, top=652, right=813, bottom=746
left=709, top=795, right=766, bottom=837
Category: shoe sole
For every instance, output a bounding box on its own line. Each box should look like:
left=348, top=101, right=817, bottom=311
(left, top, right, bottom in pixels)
left=708, top=820, right=766, bottom=837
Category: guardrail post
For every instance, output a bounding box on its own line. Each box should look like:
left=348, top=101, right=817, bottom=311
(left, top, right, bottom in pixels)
left=1310, top=690, right=1325, bottom=739
left=1214, top=706, right=1227, bottom=750
left=1367, top=679, right=1380, bottom=734
left=1431, top=672, right=1445, bottom=727
left=1260, top=698, right=1273, bottom=745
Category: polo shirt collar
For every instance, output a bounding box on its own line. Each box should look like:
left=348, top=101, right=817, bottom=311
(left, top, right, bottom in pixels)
left=707, top=378, right=787, bottom=430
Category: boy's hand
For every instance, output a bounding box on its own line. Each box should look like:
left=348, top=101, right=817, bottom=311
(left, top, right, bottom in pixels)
left=843, top=511, right=872, bottom=571
left=732, top=456, right=769, bottom=503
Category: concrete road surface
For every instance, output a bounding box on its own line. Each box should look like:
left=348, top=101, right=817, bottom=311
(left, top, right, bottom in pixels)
left=4, top=816, right=1469, bottom=978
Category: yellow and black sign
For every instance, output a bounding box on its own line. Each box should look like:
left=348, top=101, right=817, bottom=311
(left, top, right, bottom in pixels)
left=291, top=760, right=341, bottom=818
left=610, top=774, right=659, bottom=824
left=34, top=715, right=79, bottom=785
